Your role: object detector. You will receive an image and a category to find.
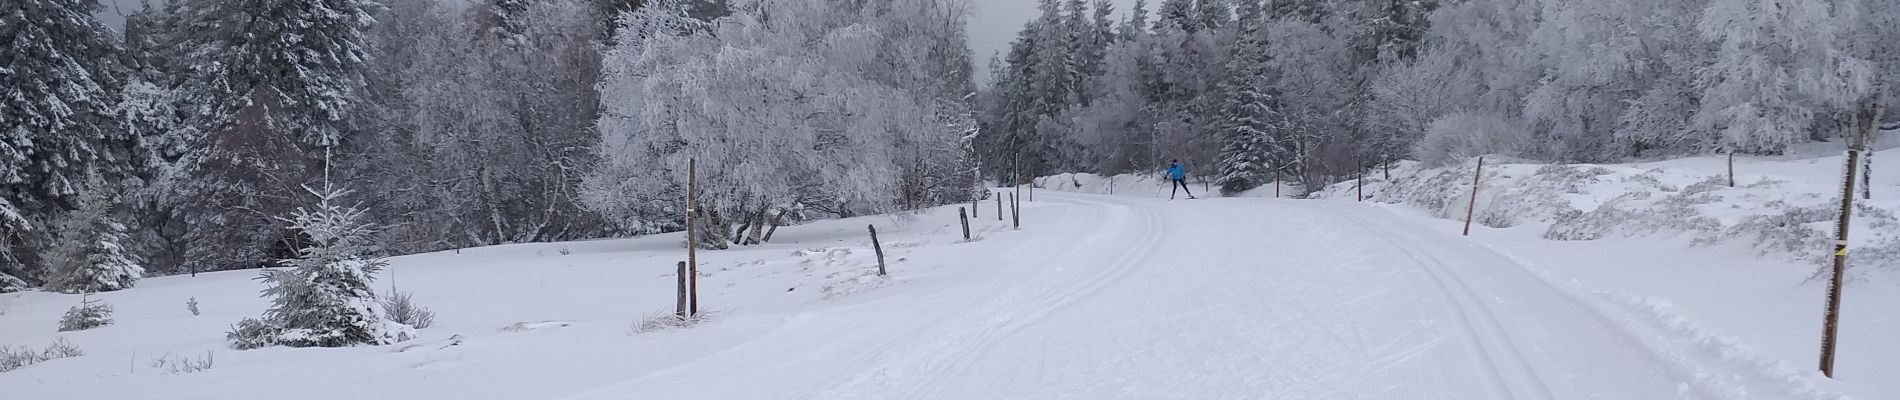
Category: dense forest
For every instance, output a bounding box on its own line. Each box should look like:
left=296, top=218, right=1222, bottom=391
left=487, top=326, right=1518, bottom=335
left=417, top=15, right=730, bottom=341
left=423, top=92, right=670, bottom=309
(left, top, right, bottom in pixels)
left=1, top=0, right=980, bottom=288
left=3, top=0, right=1898, bottom=290
left=978, top=0, right=1900, bottom=194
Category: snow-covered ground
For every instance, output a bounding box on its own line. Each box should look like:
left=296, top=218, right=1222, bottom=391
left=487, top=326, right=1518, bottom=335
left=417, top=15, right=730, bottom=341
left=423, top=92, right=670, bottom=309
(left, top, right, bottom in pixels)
left=5, top=149, right=1896, bottom=398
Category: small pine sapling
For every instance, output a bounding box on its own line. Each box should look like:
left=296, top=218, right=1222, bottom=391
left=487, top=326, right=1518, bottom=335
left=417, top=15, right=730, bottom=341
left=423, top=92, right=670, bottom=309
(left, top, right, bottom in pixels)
left=382, top=291, right=435, bottom=329
left=45, top=182, right=144, bottom=294
left=226, top=180, right=415, bottom=349
left=58, top=296, right=113, bottom=331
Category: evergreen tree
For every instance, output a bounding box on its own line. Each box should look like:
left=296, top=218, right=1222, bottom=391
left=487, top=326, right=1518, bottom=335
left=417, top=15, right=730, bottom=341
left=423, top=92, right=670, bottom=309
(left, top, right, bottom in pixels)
left=1215, top=0, right=1278, bottom=195
left=228, top=179, right=414, bottom=349
left=1158, top=0, right=1196, bottom=33
left=160, top=0, right=374, bottom=270
left=1366, top=0, right=1437, bottom=62
left=46, top=181, right=143, bottom=294
left=1198, top=0, right=1233, bottom=31
left=0, top=0, right=136, bottom=280
left=1119, top=0, right=1151, bottom=40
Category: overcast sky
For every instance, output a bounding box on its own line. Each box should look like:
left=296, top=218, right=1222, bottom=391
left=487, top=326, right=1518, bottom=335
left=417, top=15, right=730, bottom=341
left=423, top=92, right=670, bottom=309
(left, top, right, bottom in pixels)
left=967, top=0, right=1138, bottom=85
left=95, top=0, right=1138, bottom=85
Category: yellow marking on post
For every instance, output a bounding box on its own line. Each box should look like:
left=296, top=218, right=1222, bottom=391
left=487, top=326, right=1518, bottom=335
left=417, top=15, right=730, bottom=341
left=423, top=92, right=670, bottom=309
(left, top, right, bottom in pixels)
left=1837, top=247, right=1848, bottom=256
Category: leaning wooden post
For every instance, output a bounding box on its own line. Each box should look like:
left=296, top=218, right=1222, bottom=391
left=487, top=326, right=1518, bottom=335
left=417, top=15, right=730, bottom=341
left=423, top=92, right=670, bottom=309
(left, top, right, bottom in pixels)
left=686, top=158, right=700, bottom=316
left=1819, top=98, right=1878, bottom=378
left=1463, top=156, right=1485, bottom=237
left=1819, top=150, right=1859, bottom=378
left=868, top=225, right=888, bottom=276
left=1728, top=151, right=1736, bottom=187
left=675, top=261, right=689, bottom=319
left=959, top=207, right=971, bottom=240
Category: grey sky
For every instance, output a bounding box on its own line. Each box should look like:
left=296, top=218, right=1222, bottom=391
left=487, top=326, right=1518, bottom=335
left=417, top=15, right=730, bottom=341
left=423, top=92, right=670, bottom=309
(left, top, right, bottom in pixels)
left=95, top=0, right=1139, bottom=85
left=968, top=0, right=1138, bottom=85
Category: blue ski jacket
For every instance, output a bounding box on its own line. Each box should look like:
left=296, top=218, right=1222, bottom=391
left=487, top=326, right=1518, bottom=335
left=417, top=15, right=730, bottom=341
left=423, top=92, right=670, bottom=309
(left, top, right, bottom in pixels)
left=1166, top=164, right=1186, bottom=180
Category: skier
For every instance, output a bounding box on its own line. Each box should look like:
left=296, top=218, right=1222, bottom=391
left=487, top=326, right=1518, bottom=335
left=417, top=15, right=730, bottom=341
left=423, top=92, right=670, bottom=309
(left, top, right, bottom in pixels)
left=1166, top=159, right=1196, bottom=199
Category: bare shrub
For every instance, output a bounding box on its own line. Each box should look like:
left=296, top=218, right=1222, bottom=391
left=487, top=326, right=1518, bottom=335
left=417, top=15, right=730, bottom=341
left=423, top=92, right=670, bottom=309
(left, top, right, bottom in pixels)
left=1416, top=111, right=1530, bottom=167
left=1, top=338, right=85, bottom=373
left=149, top=351, right=215, bottom=374
left=187, top=297, right=201, bottom=316
left=632, top=310, right=717, bottom=334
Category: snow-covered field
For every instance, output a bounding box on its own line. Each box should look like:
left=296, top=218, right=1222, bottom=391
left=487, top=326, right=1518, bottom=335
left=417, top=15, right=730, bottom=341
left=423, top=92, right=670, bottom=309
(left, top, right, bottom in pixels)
left=5, top=148, right=1897, bottom=399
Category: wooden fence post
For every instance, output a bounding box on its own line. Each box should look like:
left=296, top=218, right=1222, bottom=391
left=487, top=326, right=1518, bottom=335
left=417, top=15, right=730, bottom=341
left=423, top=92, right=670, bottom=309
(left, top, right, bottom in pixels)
left=868, top=225, right=888, bottom=276
left=1383, top=157, right=1391, bottom=181
left=1275, top=168, right=1282, bottom=199
left=1819, top=98, right=1878, bottom=378
left=1010, top=192, right=1020, bottom=229
left=1728, top=151, right=1736, bottom=187
left=1463, top=156, right=1484, bottom=236
left=1357, top=170, right=1364, bottom=202
left=996, top=194, right=1003, bottom=221
left=675, top=261, right=689, bottom=319
left=959, top=207, right=971, bottom=241
left=687, top=158, right=699, bottom=316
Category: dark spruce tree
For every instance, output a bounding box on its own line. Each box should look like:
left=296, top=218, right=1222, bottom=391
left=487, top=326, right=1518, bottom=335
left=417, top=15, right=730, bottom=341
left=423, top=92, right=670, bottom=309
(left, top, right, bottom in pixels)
left=1214, top=0, right=1278, bottom=195
left=0, top=0, right=136, bottom=283
left=158, top=0, right=374, bottom=272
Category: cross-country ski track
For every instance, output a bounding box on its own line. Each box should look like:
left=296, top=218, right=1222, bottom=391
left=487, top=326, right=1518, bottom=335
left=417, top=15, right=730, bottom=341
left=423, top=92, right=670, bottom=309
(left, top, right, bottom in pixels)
left=6, top=191, right=1852, bottom=400
left=564, top=192, right=1755, bottom=400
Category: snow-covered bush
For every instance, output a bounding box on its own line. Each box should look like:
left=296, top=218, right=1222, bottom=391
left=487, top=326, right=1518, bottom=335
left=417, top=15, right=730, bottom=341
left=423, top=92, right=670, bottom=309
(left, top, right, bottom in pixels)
left=227, top=183, right=415, bottom=349
left=1415, top=111, right=1531, bottom=167
left=1320, top=151, right=1900, bottom=276
left=382, top=291, right=435, bottom=329
left=58, top=296, right=114, bottom=332
left=633, top=310, right=716, bottom=334
left=45, top=185, right=144, bottom=294
left=225, top=318, right=284, bottom=350
left=187, top=297, right=200, bottom=316
left=0, top=338, right=84, bottom=373
left=586, top=0, right=981, bottom=246
left=0, top=272, right=27, bottom=293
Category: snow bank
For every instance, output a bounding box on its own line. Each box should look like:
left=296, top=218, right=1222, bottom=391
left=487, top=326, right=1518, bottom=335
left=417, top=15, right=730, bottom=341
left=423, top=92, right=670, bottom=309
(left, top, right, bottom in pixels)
left=1313, top=149, right=1900, bottom=275
left=1030, top=172, right=1172, bottom=196
left=1030, top=172, right=1308, bottom=198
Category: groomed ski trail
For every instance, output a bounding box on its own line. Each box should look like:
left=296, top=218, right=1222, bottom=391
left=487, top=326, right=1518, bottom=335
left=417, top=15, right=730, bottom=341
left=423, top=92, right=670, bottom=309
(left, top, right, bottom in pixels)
left=565, top=192, right=1723, bottom=399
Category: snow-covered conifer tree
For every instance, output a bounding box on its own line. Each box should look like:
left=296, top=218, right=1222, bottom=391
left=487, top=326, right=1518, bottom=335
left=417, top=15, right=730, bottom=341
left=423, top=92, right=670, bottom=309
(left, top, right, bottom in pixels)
left=0, top=0, right=136, bottom=280
left=46, top=182, right=143, bottom=294
left=159, top=0, right=375, bottom=270
left=1214, top=0, right=1278, bottom=195
left=228, top=178, right=414, bottom=349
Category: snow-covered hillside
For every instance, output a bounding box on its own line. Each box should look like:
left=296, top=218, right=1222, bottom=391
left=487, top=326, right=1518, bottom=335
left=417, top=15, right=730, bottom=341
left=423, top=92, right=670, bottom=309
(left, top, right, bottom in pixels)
left=7, top=177, right=1896, bottom=398
left=1311, top=145, right=1900, bottom=275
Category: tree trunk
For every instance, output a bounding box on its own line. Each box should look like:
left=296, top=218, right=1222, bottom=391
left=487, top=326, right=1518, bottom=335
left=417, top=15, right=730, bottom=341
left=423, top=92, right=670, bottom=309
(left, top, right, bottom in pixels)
left=697, top=209, right=731, bottom=250
left=746, top=206, right=768, bottom=245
